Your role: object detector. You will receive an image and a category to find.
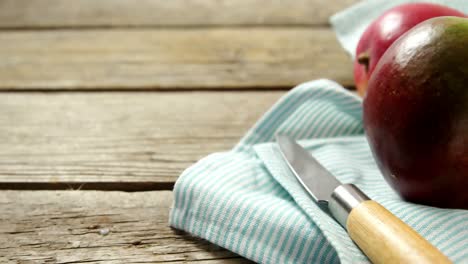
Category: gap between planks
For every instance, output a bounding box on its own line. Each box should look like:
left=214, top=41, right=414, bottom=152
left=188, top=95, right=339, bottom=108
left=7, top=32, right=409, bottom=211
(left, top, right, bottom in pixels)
left=0, top=182, right=175, bottom=192
left=0, top=87, right=296, bottom=93
left=0, top=24, right=330, bottom=31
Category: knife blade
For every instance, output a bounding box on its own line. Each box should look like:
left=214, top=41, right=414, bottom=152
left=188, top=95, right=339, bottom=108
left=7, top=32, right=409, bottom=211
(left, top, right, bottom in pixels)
left=276, top=135, right=451, bottom=264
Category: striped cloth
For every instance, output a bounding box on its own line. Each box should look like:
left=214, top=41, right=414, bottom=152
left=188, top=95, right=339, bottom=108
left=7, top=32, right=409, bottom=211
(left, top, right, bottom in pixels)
left=170, top=79, right=468, bottom=263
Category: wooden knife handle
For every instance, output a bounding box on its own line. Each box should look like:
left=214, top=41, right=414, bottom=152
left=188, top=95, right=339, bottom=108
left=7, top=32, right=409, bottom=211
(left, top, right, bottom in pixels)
left=347, top=200, right=451, bottom=264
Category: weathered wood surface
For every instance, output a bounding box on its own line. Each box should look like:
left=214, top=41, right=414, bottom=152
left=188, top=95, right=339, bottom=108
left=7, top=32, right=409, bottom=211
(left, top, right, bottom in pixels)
left=0, top=91, right=283, bottom=189
left=0, top=0, right=358, bottom=28
left=0, top=190, right=252, bottom=263
left=0, top=28, right=353, bottom=90
left=0, top=0, right=358, bottom=262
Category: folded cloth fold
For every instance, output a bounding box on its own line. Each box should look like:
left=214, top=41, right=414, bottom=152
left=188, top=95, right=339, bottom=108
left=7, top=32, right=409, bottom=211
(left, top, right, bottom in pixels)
left=171, top=1, right=468, bottom=263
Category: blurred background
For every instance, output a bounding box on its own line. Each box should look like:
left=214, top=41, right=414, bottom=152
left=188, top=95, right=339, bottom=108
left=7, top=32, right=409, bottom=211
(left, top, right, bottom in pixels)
left=0, top=0, right=357, bottom=90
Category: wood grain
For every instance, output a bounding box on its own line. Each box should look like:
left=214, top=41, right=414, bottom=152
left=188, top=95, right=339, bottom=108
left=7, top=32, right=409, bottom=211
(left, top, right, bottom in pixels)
left=0, top=190, right=251, bottom=263
left=0, top=91, right=283, bottom=189
left=347, top=200, right=451, bottom=264
left=0, top=0, right=358, bottom=28
left=0, top=28, right=353, bottom=90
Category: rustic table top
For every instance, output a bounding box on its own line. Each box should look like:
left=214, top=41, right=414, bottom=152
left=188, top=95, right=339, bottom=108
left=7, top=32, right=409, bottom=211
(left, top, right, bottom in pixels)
left=0, top=0, right=357, bottom=263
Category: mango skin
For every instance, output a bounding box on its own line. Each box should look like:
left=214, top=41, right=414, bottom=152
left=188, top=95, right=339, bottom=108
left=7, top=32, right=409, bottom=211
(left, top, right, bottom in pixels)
left=354, top=3, right=466, bottom=97
left=363, top=17, right=468, bottom=209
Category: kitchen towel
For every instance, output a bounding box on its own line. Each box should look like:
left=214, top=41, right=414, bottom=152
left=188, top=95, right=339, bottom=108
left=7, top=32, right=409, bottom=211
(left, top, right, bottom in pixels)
left=170, top=1, right=468, bottom=263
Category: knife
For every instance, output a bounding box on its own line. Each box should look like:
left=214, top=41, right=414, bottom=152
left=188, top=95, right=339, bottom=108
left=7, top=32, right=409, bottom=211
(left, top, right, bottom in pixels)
left=276, top=135, right=451, bottom=264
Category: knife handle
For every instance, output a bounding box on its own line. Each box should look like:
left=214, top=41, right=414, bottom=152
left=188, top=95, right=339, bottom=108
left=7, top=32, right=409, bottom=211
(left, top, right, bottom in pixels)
left=347, top=200, right=451, bottom=264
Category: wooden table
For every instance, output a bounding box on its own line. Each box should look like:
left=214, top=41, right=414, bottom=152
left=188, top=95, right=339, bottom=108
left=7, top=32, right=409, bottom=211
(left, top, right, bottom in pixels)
left=0, top=0, right=357, bottom=262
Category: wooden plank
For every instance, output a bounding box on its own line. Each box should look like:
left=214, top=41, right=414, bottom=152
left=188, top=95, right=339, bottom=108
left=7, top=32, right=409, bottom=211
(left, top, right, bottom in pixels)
left=0, top=0, right=358, bottom=28
left=0, top=190, right=252, bottom=263
left=0, top=91, right=283, bottom=189
left=0, top=28, right=353, bottom=90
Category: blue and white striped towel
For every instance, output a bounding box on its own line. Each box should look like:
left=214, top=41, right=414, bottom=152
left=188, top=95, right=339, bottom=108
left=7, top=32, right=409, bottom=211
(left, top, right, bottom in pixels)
left=170, top=80, right=467, bottom=263
left=170, top=1, right=468, bottom=263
